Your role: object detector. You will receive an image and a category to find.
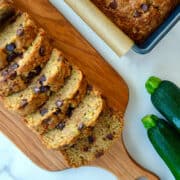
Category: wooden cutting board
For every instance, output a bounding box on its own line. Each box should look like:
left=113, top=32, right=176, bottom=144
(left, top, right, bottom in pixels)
left=0, top=0, right=158, bottom=179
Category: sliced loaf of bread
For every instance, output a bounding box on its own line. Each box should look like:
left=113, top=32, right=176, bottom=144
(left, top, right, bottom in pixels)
left=61, top=110, right=123, bottom=167
left=0, top=12, right=38, bottom=69
left=41, top=89, right=104, bottom=149
left=0, top=28, right=51, bottom=96
left=0, top=0, right=15, bottom=25
left=3, top=48, right=71, bottom=116
left=25, top=67, right=87, bottom=134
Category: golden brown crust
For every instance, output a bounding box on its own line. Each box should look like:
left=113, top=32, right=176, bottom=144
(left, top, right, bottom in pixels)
left=0, top=0, right=15, bottom=25
left=0, top=28, right=51, bottom=96
left=41, top=89, right=105, bottom=149
left=39, top=80, right=87, bottom=134
left=25, top=68, right=87, bottom=134
left=91, top=0, right=179, bottom=44
left=3, top=49, right=71, bottom=116
left=61, top=110, right=123, bottom=167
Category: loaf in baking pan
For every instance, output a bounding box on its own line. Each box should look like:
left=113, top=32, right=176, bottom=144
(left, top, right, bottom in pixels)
left=91, top=0, right=179, bottom=44
left=62, top=109, right=123, bottom=167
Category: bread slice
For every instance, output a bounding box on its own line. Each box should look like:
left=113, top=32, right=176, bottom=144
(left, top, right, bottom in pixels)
left=25, top=67, right=87, bottom=134
left=3, top=48, right=71, bottom=116
left=41, top=89, right=105, bottom=149
left=0, top=0, right=15, bottom=25
left=0, top=12, right=38, bottom=69
left=61, top=110, right=123, bottom=167
left=0, top=28, right=52, bottom=96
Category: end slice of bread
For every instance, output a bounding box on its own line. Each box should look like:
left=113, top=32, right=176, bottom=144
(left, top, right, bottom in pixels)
left=61, top=110, right=123, bottom=167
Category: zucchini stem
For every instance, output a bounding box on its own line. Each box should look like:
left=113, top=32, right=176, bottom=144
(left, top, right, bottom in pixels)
left=145, top=76, right=162, bottom=94
left=142, top=115, right=158, bottom=129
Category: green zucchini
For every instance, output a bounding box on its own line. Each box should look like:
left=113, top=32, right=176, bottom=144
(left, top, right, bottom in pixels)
left=142, top=115, right=180, bottom=180
left=145, top=76, right=180, bottom=133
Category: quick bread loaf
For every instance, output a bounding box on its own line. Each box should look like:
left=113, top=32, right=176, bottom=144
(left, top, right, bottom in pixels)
left=0, top=0, right=124, bottom=167
left=91, top=0, right=179, bottom=44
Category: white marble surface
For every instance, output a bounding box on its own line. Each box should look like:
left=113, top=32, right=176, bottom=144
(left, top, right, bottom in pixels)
left=0, top=132, right=117, bottom=180
left=0, top=0, right=179, bottom=179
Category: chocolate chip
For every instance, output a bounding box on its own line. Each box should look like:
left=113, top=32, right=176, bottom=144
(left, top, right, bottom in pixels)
left=141, top=3, right=149, bottom=12
left=9, top=63, right=19, bottom=70
left=106, top=133, right=114, bottom=140
left=95, top=150, right=104, bottom=158
left=78, top=123, right=84, bottom=131
left=109, top=0, right=117, bottom=9
left=40, top=85, right=50, bottom=93
left=56, top=100, right=63, bottom=108
left=9, top=71, right=17, bottom=80
left=26, top=72, right=35, bottom=82
left=39, top=46, right=45, bottom=56
left=7, top=52, right=18, bottom=62
left=26, top=66, right=42, bottom=83
left=40, top=108, right=48, bottom=116
left=66, top=106, right=74, bottom=117
left=56, top=122, right=65, bottom=130
left=6, top=43, right=16, bottom=52
left=16, top=28, right=24, bottom=36
left=17, top=52, right=23, bottom=58
left=34, top=66, right=42, bottom=75
left=1, top=70, right=8, bottom=77
left=133, top=10, right=141, bottom=17
left=53, top=108, right=61, bottom=115
left=20, top=99, right=28, bottom=108
left=88, top=136, right=95, bottom=144
left=83, top=147, right=89, bottom=152
left=34, top=86, right=40, bottom=93
left=39, top=75, right=46, bottom=85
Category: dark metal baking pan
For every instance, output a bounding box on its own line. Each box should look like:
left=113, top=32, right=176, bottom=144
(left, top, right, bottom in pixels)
left=133, top=5, right=180, bottom=54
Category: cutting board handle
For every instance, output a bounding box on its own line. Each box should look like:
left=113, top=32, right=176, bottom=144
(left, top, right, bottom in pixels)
left=64, top=0, right=134, bottom=57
